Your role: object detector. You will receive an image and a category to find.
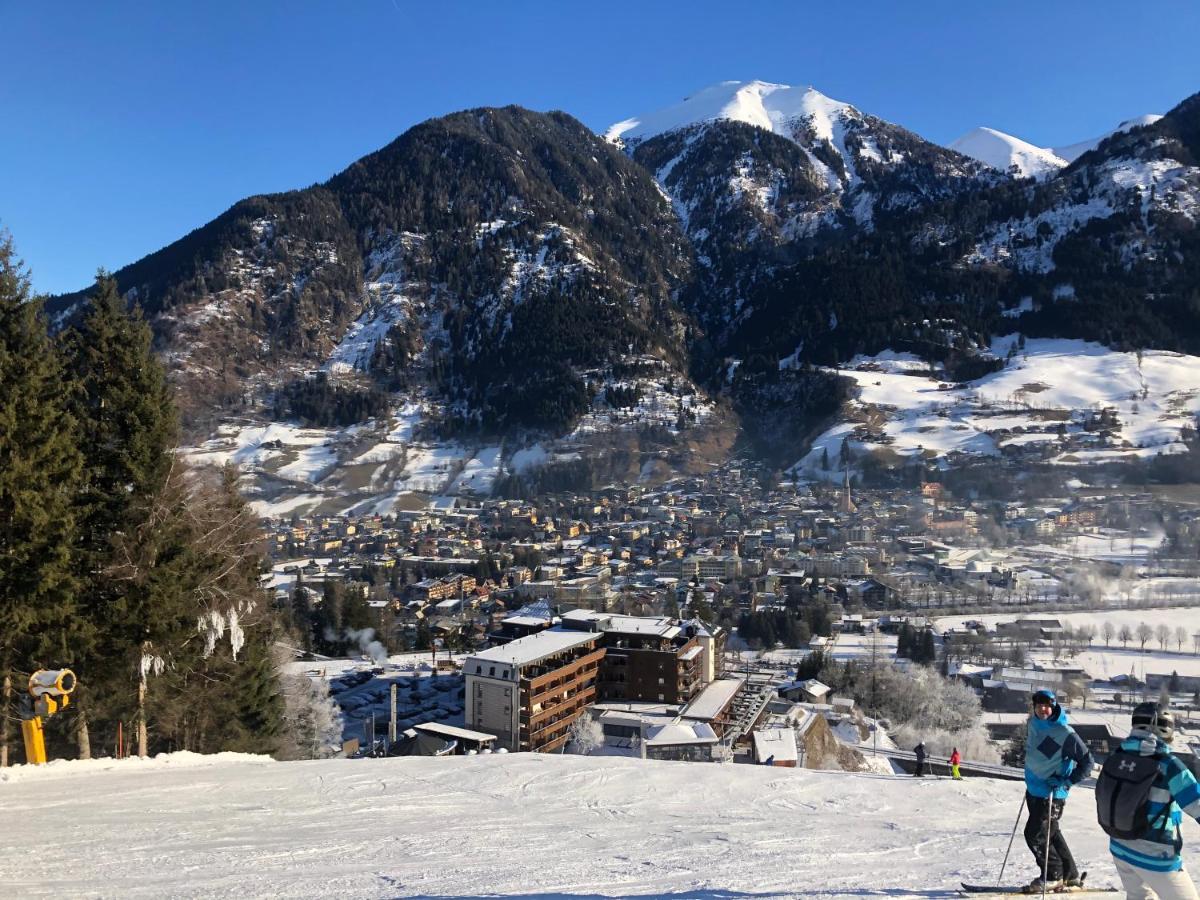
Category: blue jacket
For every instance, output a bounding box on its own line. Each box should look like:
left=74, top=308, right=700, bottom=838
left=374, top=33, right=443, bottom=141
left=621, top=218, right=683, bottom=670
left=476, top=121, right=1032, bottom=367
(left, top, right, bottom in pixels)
left=1025, top=704, right=1092, bottom=800
left=1110, top=731, right=1200, bottom=873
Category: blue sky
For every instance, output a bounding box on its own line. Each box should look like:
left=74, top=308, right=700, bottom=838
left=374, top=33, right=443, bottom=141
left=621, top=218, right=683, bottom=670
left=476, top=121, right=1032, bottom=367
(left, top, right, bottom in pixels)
left=3, top=1, right=1198, bottom=295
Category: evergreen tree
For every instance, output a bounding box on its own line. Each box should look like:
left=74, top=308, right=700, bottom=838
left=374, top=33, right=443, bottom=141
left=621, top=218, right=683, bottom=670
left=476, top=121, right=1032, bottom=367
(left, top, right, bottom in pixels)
left=62, top=273, right=178, bottom=755
left=0, top=233, right=84, bottom=765
left=919, top=629, right=937, bottom=665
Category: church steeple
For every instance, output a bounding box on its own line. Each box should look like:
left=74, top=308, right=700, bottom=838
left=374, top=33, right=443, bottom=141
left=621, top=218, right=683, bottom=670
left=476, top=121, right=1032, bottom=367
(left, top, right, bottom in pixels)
left=839, top=463, right=856, bottom=514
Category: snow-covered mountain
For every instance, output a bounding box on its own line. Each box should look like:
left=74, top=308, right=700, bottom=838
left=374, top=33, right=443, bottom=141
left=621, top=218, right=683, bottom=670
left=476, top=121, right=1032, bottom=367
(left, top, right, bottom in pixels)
left=1053, top=114, right=1164, bottom=163
left=46, top=83, right=1200, bottom=505
left=606, top=80, right=995, bottom=333
left=1, top=750, right=1126, bottom=898
left=948, top=114, right=1165, bottom=179
left=949, top=126, right=1068, bottom=179
left=606, top=80, right=860, bottom=148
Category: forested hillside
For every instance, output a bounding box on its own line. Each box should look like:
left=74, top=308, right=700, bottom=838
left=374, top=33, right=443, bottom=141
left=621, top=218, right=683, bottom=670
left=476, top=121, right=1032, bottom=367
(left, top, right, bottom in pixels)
left=40, top=85, right=1200, bottom=481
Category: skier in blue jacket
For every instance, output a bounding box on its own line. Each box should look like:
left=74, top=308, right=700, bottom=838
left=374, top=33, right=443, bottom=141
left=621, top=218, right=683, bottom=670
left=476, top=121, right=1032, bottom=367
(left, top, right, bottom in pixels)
left=1108, top=702, right=1200, bottom=900
left=1023, top=689, right=1093, bottom=893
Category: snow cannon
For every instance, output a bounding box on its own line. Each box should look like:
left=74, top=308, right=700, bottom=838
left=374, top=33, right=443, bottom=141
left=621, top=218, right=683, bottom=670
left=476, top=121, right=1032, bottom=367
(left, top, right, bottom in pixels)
left=20, top=668, right=78, bottom=765
left=29, top=668, right=76, bottom=698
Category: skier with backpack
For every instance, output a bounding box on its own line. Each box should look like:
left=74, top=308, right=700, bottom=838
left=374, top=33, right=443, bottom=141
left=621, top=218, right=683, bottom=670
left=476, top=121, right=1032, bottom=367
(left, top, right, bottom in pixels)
left=1095, top=702, right=1200, bottom=899
left=1023, top=689, right=1093, bottom=893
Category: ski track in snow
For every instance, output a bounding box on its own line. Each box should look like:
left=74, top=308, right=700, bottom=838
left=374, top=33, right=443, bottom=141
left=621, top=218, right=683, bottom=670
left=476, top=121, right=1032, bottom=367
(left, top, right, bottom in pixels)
left=2, top=751, right=1155, bottom=899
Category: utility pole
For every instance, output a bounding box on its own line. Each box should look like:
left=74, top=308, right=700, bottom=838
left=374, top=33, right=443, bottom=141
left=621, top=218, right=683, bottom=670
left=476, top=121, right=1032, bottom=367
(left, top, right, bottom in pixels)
left=389, top=683, right=398, bottom=750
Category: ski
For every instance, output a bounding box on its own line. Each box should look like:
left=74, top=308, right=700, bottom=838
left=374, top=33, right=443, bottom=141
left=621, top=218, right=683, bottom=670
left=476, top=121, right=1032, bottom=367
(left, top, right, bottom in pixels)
left=959, top=889, right=1117, bottom=897
left=961, top=872, right=1117, bottom=895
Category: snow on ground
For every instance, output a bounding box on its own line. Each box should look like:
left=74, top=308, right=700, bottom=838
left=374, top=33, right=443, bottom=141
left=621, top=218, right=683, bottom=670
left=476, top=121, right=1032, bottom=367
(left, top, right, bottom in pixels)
left=935, top=606, right=1200, bottom=680
left=828, top=632, right=899, bottom=663
left=275, top=443, right=341, bottom=483
left=392, top=443, right=467, bottom=493
left=448, top=445, right=503, bottom=495
left=182, top=422, right=334, bottom=470
left=793, top=338, right=1200, bottom=476
left=4, top=749, right=1161, bottom=899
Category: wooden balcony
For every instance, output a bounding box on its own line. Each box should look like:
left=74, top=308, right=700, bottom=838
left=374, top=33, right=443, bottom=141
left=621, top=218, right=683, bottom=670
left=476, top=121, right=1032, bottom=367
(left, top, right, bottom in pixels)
left=520, top=648, right=606, bottom=693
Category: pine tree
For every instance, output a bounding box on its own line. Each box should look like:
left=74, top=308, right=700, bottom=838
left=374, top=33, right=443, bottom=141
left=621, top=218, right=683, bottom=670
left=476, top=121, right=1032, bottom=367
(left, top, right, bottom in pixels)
left=62, top=273, right=178, bottom=755
left=0, top=233, right=84, bottom=765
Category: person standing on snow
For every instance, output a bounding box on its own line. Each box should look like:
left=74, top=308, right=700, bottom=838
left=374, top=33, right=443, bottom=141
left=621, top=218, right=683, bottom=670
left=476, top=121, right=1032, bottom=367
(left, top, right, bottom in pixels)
left=913, top=741, right=927, bottom=777
left=1104, top=702, right=1200, bottom=900
left=950, top=747, right=963, bottom=780
left=1023, top=689, right=1093, bottom=893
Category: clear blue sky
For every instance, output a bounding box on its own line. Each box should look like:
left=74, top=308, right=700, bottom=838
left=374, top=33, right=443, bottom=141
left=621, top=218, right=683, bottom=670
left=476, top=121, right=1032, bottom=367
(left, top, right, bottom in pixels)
left=3, top=0, right=1198, bottom=295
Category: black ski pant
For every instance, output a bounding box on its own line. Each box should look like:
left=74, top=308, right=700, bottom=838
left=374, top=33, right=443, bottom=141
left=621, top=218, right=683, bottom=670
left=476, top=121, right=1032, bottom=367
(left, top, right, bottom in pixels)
left=1024, top=793, right=1078, bottom=882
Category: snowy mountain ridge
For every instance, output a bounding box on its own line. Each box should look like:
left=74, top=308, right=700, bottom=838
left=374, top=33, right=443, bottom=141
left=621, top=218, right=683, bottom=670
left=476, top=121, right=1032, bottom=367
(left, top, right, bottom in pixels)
left=606, top=80, right=858, bottom=149
left=948, top=114, right=1166, bottom=179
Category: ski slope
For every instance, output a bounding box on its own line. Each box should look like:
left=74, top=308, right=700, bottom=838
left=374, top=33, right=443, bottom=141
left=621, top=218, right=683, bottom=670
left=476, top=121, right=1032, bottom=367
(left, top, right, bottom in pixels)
left=3, top=750, right=1174, bottom=898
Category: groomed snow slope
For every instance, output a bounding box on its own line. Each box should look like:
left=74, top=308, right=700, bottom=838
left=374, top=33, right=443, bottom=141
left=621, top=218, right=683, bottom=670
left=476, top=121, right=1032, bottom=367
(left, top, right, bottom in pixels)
left=1, top=751, right=1148, bottom=899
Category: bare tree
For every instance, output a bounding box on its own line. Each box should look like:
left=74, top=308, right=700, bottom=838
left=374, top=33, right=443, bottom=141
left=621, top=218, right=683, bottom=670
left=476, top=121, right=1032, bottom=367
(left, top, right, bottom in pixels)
left=1174, top=626, right=1188, bottom=652
left=1078, top=624, right=1096, bottom=649
left=1119, top=624, right=1133, bottom=649
left=1157, top=624, right=1171, bottom=650
left=1102, top=621, right=1115, bottom=647
left=1136, top=623, right=1154, bottom=652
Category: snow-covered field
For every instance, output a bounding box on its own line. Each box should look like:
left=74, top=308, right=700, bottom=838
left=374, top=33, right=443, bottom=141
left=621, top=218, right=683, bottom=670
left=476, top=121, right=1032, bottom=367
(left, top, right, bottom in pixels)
left=794, top=338, right=1200, bottom=475
left=936, top=606, right=1200, bottom=680
left=4, top=750, right=1169, bottom=899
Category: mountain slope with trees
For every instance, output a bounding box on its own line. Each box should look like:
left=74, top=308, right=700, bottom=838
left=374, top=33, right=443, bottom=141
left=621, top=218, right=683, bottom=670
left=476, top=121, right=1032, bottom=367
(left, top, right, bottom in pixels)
left=41, top=85, right=1200, bottom=485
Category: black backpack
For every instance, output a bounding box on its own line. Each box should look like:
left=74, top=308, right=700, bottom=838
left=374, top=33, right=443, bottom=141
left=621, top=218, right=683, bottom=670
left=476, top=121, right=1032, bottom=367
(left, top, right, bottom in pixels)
left=1095, top=747, right=1169, bottom=839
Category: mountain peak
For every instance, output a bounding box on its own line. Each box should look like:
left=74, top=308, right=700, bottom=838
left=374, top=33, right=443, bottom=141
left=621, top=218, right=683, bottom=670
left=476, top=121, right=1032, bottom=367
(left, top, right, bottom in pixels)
left=948, top=126, right=1067, bottom=179
left=604, top=80, right=856, bottom=145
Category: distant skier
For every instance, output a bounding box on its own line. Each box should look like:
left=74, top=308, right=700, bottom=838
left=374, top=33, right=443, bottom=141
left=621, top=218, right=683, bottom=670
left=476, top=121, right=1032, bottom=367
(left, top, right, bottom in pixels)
left=950, top=747, right=962, bottom=781
left=913, top=741, right=927, bottom=777
left=1098, top=702, right=1200, bottom=899
left=1023, top=689, right=1092, bottom=893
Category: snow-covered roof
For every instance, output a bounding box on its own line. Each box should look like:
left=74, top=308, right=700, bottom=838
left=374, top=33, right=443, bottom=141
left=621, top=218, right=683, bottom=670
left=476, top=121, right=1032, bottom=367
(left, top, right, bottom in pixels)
left=644, top=721, right=718, bottom=747
left=412, top=722, right=497, bottom=743
left=682, top=677, right=744, bottom=721
left=466, top=629, right=598, bottom=668
left=502, top=615, right=550, bottom=628
left=752, top=728, right=798, bottom=763
left=562, top=609, right=681, bottom=638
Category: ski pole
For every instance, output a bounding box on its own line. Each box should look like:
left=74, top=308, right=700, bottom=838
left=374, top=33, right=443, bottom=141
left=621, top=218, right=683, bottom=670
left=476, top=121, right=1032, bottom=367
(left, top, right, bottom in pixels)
left=996, top=793, right=1026, bottom=887
left=1041, top=796, right=1054, bottom=900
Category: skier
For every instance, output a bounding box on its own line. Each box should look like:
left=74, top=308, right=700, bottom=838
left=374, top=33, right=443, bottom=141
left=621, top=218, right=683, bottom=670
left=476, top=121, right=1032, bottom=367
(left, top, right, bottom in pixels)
left=950, top=746, right=963, bottom=781
left=913, top=741, right=927, bottom=777
left=1104, top=702, right=1200, bottom=899
left=1023, top=689, right=1092, bottom=893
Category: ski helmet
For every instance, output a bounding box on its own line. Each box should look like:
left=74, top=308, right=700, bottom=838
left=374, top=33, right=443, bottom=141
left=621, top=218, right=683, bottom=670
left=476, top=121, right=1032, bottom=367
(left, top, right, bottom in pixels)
left=1031, top=689, right=1056, bottom=707
left=1131, top=701, right=1175, bottom=742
